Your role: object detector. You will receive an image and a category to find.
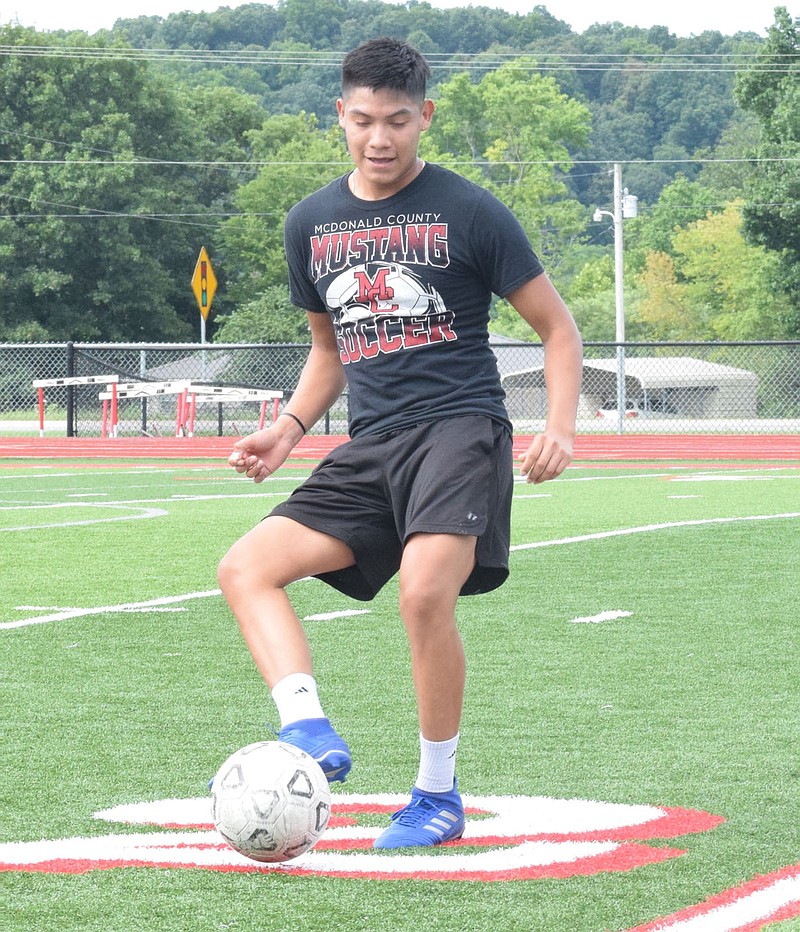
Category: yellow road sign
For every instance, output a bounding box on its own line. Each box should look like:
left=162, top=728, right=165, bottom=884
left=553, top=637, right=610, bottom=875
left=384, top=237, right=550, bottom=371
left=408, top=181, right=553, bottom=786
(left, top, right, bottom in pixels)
left=191, top=247, right=217, bottom=320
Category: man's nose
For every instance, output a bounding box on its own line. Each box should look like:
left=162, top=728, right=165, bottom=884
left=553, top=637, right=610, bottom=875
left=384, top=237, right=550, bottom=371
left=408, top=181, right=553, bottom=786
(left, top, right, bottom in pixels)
left=367, top=123, right=391, bottom=148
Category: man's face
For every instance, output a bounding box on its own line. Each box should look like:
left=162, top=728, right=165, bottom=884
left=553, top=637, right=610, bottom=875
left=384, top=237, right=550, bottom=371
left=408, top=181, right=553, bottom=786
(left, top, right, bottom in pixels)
left=337, top=87, right=434, bottom=200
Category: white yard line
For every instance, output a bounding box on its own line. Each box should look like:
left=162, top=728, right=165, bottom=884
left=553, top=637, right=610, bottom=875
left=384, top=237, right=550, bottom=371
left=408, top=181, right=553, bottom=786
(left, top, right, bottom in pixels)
left=570, top=610, right=633, bottom=624
left=0, top=492, right=288, bottom=532
left=0, top=504, right=169, bottom=532
left=304, top=610, right=371, bottom=621
left=510, top=512, right=800, bottom=552
left=1, top=590, right=223, bottom=630
left=5, top=511, right=798, bottom=632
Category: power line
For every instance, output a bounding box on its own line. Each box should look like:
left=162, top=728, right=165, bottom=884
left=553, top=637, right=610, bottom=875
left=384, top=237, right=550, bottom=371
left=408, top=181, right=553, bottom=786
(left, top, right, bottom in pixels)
left=3, top=202, right=797, bottom=221
left=0, top=157, right=797, bottom=167
left=2, top=44, right=793, bottom=61
left=0, top=43, right=796, bottom=75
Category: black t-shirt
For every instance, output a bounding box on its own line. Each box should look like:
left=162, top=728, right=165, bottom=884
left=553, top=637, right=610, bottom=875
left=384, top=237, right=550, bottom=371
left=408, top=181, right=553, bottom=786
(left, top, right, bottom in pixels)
left=284, top=162, right=544, bottom=437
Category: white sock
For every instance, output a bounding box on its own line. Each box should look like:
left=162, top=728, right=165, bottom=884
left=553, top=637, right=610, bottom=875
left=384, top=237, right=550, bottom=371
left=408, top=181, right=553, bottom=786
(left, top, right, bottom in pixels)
left=416, top=733, right=459, bottom=793
left=271, top=673, right=325, bottom=728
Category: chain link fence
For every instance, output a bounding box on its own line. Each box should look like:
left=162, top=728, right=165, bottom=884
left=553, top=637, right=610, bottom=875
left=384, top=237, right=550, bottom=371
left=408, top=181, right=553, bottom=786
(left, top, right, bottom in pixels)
left=1, top=340, right=798, bottom=436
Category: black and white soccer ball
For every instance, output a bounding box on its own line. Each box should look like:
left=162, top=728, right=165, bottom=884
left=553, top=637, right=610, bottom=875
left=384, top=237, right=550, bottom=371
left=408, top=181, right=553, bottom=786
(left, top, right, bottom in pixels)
left=211, top=741, right=331, bottom=862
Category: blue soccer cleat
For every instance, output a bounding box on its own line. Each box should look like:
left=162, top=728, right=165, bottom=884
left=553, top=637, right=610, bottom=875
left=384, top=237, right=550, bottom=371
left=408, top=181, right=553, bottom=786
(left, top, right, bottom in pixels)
left=374, top=782, right=465, bottom=849
left=278, top=717, right=352, bottom=783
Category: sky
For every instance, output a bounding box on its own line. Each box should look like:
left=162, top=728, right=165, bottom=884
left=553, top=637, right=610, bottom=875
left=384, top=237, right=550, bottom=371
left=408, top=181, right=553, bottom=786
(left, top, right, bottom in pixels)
left=1, top=0, right=789, bottom=39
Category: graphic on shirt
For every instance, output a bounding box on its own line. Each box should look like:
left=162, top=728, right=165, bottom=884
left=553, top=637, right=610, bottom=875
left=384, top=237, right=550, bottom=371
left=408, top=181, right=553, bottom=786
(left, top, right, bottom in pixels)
left=326, top=262, right=446, bottom=321
left=309, top=219, right=450, bottom=281
left=325, top=261, right=457, bottom=365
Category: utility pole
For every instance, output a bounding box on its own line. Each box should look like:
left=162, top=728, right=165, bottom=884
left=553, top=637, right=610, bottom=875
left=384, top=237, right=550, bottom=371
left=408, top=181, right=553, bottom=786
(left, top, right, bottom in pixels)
left=593, top=163, right=637, bottom=434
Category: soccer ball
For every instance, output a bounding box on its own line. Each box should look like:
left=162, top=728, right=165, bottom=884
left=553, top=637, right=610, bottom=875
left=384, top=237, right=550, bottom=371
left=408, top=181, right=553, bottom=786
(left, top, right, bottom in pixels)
left=211, top=741, right=331, bottom=862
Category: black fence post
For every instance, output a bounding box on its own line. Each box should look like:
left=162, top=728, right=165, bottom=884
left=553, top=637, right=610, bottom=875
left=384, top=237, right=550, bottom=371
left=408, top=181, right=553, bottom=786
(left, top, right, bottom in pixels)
left=65, top=341, right=75, bottom=437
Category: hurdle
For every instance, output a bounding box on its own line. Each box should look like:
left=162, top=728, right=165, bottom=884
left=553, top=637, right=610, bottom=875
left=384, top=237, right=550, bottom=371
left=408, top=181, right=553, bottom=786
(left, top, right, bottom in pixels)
left=33, top=375, right=119, bottom=438
left=97, top=381, right=191, bottom=438
left=182, top=384, right=283, bottom=437
left=96, top=382, right=283, bottom=437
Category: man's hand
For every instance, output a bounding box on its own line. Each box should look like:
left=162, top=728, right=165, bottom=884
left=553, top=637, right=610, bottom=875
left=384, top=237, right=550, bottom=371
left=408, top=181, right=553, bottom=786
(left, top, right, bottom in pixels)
left=519, top=429, right=574, bottom=484
left=228, top=419, right=302, bottom=483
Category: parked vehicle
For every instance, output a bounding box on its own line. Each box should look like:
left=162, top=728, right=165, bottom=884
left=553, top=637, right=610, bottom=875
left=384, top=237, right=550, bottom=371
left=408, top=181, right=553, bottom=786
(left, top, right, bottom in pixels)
left=596, top=399, right=642, bottom=418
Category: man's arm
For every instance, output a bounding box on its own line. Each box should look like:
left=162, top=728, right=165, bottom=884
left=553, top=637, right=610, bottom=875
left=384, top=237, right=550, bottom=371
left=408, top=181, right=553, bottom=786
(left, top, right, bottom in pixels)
left=229, top=312, right=346, bottom=483
left=505, top=274, right=583, bottom=484
left=283, top=311, right=348, bottom=430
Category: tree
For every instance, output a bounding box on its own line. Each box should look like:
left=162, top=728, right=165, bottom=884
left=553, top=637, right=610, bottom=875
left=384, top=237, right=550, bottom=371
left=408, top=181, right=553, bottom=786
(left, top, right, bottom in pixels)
left=279, top=0, right=349, bottom=48
left=212, top=284, right=310, bottom=392
left=422, top=59, right=590, bottom=265
left=214, top=284, right=309, bottom=342
left=568, top=26, right=753, bottom=207
left=734, top=7, right=799, bottom=330
left=562, top=253, right=621, bottom=342
left=635, top=202, right=789, bottom=339
left=625, top=175, right=718, bottom=256
left=0, top=26, right=265, bottom=341
left=634, top=251, right=691, bottom=340
left=218, top=113, right=348, bottom=308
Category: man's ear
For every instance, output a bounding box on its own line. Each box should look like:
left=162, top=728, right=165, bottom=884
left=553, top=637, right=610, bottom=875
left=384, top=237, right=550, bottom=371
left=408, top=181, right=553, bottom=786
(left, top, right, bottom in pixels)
left=421, top=98, right=435, bottom=130
left=336, top=98, right=345, bottom=126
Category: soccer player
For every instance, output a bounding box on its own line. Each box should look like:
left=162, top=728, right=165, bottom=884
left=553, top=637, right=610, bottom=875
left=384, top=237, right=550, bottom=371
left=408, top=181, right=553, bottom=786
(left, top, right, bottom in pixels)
left=217, top=36, right=583, bottom=848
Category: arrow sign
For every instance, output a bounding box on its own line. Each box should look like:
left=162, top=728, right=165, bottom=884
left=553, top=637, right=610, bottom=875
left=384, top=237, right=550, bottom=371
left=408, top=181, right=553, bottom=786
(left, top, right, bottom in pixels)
left=191, top=247, right=217, bottom=321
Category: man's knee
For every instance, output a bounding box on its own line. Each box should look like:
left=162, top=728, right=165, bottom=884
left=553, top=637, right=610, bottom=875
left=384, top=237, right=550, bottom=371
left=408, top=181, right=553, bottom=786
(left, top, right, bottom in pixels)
left=217, top=539, right=252, bottom=595
left=399, top=534, right=476, bottom=621
left=217, top=529, right=280, bottom=596
left=399, top=575, right=458, bottom=625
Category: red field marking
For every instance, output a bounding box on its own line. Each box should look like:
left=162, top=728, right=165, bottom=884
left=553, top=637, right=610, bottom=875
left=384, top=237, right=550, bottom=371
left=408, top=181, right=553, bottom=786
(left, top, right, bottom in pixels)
left=0, top=433, right=798, bottom=463
left=567, top=434, right=800, bottom=462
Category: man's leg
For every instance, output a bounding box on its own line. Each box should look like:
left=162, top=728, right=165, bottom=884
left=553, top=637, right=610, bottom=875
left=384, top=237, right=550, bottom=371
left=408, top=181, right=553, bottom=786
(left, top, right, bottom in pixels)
left=398, top=532, right=475, bottom=739
left=218, top=515, right=354, bottom=685
left=217, top=515, right=356, bottom=781
left=374, top=532, right=476, bottom=848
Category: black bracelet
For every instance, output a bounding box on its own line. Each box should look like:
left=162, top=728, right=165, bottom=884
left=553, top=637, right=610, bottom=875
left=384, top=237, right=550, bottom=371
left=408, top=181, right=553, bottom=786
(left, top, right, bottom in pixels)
left=280, top=411, right=307, bottom=435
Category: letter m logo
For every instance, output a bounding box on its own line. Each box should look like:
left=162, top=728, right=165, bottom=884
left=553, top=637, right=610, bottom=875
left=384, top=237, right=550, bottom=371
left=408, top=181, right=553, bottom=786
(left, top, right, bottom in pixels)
left=353, top=266, right=398, bottom=314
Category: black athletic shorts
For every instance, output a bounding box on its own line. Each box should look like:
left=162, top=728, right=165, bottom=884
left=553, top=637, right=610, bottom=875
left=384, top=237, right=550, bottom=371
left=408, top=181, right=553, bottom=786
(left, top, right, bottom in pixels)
left=269, top=415, right=513, bottom=601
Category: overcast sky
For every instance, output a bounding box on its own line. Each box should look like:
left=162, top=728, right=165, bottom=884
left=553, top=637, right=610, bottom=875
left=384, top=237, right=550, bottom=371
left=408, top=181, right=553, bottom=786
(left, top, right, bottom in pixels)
left=1, top=0, right=788, bottom=38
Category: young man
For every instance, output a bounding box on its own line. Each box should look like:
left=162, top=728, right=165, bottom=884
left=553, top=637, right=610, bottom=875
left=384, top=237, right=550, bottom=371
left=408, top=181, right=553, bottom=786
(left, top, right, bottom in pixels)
left=218, top=37, right=583, bottom=849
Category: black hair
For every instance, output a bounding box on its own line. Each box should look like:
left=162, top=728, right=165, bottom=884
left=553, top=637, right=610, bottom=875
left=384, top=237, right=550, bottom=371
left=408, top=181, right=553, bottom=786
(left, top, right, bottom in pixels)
left=341, top=37, right=431, bottom=102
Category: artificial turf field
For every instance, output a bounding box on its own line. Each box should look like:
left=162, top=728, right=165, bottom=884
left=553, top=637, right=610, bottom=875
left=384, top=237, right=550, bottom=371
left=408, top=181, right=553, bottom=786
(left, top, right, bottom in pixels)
left=1, top=434, right=799, bottom=931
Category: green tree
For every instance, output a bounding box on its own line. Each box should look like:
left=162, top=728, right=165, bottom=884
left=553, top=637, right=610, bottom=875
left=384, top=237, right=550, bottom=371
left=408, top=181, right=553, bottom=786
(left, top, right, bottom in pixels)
left=422, top=59, right=591, bottom=265
left=634, top=250, right=692, bottom=340
left=562, top=254, right=619, bottom=342
left=218, top=113, right=348, bottom=308
left=279, top=0, right=348, bottom=48
left=625, top=175, right=718, bottom=255
left=635, top=202, right=789, bottom=339
left=0, top=26, right=264, bottom=340
left=214, top=284, right=309, bottom=342
left=568, top=26, right=755, bottom=207
left=735, top=7, right=800, bottom=328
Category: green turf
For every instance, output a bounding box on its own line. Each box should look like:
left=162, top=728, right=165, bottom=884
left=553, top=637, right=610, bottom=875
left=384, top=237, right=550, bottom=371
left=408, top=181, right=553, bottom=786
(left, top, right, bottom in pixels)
left=1, top=457, right=799, bottom=931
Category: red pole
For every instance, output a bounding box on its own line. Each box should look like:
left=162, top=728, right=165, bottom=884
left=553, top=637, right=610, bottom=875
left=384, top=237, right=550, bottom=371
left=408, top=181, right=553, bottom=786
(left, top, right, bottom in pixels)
left=111, top=383, right=118, bottom=438
left=37, top=387, right=45, bottom=438
left=188, top=393, right=197, bottom=437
